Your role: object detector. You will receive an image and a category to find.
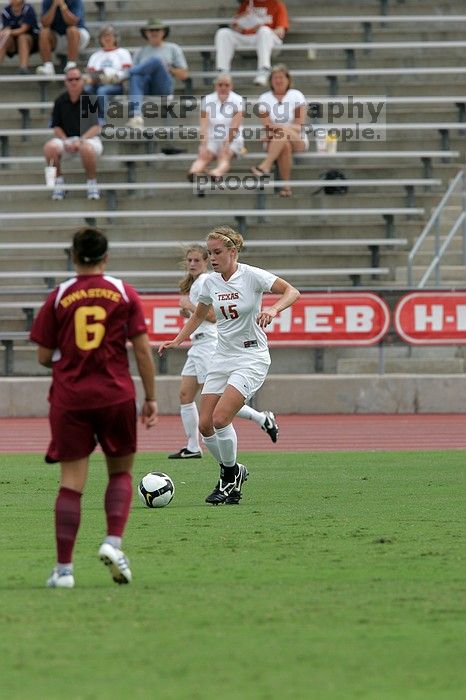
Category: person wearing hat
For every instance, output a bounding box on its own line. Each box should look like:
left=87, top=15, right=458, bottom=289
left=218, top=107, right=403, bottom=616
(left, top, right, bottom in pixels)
left=125, top=17, right=188, bottom=128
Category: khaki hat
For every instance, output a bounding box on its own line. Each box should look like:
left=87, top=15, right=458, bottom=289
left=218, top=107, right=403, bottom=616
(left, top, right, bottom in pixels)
left=141, top=18, right=169, bottom=39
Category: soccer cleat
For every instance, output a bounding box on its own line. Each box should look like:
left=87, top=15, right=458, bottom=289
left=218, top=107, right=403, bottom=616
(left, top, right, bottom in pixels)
left=205, top=463, right=249, bottom=505
left=168, top=447, right=202, bottom=459
left=46, top=566, right=75, bottom=588
left=225, top=464, right=249, bottom=505
left=261, top=410, right=279, bottom=443
left=86, top=180, right=101, bottom=200
left=99, top=542, right=132, bottom=585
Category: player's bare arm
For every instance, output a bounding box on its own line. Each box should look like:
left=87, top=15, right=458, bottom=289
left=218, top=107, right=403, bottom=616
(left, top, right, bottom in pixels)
left=131, top=332, right=158, bottom=428
left=158, top=302, right=211, bottom=354
left=256, top=277, right=300, bottom=328
left=37, top=345, right=54, bottom=368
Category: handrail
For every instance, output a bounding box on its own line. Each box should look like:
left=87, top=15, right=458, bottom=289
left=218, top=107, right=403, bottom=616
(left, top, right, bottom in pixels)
left=418, top=212, right=466, bottom=288
left=407, top=170, right=464, bottom=286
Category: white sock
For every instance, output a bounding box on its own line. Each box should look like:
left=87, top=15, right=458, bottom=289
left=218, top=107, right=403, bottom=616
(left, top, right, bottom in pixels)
left=203, top=433, right=222, bottom=463
left=180, top=402, right=200, bottom=453
left=57, top=562, right=73, bottom=573
left=236, top=405, right=265, bottom=426
left=214, top=424, right=237, bottom=467
left=105, top=536, right=122, bottom=549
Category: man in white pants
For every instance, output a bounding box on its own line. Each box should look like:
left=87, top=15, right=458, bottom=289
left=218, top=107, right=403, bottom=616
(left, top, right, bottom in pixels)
left=215, top=0, right=288, bottom=86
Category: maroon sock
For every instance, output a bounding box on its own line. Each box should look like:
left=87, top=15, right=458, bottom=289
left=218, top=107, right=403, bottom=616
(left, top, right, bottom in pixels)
left=55, top=487, right=82, bottom=564
left=105, top=472, right=133, bottom=538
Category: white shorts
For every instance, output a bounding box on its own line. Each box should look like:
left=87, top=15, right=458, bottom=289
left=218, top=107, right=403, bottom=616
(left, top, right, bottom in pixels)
left=207, top=137, right=244, bottom=157
left=202, top=354, right=270, bottom=400
left=49, top=136, right=103, bottom=158
left=181, top=340, right=216, bottom=384
left=55, top=28, right=90, bottom=54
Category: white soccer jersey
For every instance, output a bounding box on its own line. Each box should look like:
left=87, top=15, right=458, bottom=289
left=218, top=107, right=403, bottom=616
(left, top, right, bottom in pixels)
left=197, top=263, right=277, bottom=360
left=188, top=273, right=218, bottom=342
left=202, top=90, right=244, bottom=143
left=257, top=88, right=307, bottom=125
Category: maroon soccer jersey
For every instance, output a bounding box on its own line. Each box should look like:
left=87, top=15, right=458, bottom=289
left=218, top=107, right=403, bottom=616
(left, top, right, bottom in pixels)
left=30, top=274, right=147, bottom=409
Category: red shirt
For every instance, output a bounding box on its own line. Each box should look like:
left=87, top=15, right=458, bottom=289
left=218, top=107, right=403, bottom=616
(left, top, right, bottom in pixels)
left=30, top=273, right=147, bottom=409
left=235, top=0, right=289, bottom=35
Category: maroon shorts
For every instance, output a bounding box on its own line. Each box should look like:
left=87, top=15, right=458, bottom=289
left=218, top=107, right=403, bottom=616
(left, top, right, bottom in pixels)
left=46, top=399, right=137, bottom=463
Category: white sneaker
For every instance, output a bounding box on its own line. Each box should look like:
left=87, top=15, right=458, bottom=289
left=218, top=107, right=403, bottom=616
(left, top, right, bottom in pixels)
left=64, top=61, right=77, bottom=73
left=47, top=566, right=75, bottom=588
left=126, top=115, right=144, bottom=129
left=36, top=61, right=55, bottom=76
left=86, top=180, right=100, bottom=200
left=52, top=176, right=65, bottom=201
left=99, top=542, right=132, bottom=584
left=253, top=70, right=269, bottom=87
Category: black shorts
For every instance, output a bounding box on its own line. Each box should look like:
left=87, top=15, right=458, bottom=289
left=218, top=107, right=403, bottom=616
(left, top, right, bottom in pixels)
left=6, top=34, right=39, bottom=58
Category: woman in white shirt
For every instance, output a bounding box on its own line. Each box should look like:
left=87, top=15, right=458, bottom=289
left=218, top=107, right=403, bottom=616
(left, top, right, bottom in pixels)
left=85, top=25, right=132, bottom=106
left=251, top=63, right=308, bottom=197
left=169, top=244, right=280, bottom=460
left=189, top=73, right=244, bottom=181
left=159, top=226, right=300, bottom=505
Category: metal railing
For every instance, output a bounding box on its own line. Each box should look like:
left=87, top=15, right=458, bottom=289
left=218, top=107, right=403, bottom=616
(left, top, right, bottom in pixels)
left=407, top=170, right=466, bottom=287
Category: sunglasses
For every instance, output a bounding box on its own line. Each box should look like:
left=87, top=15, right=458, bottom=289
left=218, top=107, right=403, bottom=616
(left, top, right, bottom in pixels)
left=66, top=77, right=82, bottom=82
left=217, top=82, right=231, bottom=87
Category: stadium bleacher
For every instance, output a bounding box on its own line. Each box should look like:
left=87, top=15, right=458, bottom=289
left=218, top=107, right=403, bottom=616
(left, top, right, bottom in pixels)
left=1, top=0, right=466, bottom=380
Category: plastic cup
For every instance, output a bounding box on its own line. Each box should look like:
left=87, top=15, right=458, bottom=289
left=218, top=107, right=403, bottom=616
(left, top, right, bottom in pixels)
left=44, top=165, right=57, bottom=188
left=326, top=134, right=338, bottom=154
left=315, top=128, right=328, bottom=153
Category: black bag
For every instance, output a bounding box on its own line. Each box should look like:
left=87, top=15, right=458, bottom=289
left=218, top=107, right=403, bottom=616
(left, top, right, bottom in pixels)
left=321, top=169, right=348, bottom=195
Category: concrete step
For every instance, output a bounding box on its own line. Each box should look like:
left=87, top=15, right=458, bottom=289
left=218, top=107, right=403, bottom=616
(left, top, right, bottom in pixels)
left=0, top=188, right=435, bottom=210
left=395, top=263, right=466, bottom=284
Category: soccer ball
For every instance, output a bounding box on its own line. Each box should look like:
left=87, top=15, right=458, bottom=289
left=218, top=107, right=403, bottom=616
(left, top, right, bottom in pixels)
left=138, top=472, right=175, bottom=508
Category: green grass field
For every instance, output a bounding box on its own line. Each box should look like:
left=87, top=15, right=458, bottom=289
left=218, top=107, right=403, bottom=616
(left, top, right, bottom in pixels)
left=0, top=450, right=464, bottom=700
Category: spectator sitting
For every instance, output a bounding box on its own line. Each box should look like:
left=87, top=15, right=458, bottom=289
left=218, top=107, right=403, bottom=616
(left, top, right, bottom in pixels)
left=0, top=1, right=39, bottom=73
left=215, top=0, right=288, bottom=87
left=188, top=73, right=244, bottom=181
left=44, top=65, right=102, bottom=201
left=251, top=64, right=308, bottom=197
left=84, top=25, right=131, bottom=119
left=36, top=0, right=90, bottom=75
left=125, top=17, right=189, bottom=128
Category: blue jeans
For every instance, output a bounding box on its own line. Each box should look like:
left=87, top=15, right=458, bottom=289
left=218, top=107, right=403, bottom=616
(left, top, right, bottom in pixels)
left=84, top=84, right=123, bottom=123
left=127, top=57, right=173, bottom=116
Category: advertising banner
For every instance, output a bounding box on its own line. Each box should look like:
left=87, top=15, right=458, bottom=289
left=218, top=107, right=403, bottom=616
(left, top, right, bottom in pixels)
left=141, top=292, right=391, bottom=346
